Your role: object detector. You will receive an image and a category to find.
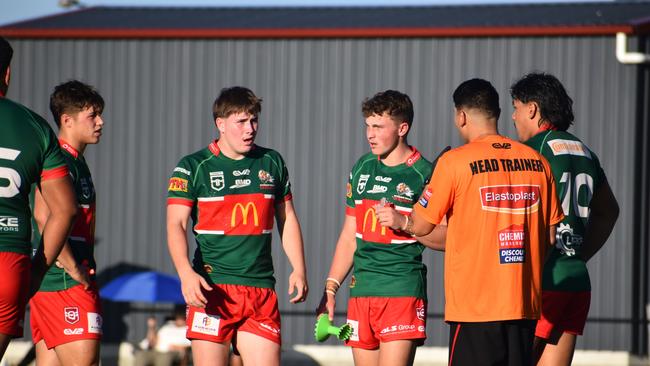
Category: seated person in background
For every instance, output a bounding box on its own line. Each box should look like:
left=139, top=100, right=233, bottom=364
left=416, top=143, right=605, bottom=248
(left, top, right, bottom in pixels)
left=136, top=306, right=191, bottom=366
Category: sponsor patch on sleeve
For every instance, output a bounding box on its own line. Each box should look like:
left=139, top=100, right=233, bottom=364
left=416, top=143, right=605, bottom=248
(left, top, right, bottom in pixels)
left=173, top=167, right=191, bottom=175
left=168, top=177, right=189, bottom=192
left=418, top=188, right=432, bottom=208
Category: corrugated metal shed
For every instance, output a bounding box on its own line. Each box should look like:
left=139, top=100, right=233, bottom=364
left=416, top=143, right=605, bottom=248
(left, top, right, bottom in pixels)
left=2, top=1, right=649, bottom=356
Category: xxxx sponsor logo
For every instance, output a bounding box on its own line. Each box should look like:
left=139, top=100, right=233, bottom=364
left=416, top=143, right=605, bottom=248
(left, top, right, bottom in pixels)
left=479, top=185, right=540, bottom=214
left=168, top=177, right=188, bottom=192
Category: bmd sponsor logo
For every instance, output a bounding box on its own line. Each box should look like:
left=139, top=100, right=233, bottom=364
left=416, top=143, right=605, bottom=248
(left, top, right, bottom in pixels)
left=480, top=185, right=540, bottom=214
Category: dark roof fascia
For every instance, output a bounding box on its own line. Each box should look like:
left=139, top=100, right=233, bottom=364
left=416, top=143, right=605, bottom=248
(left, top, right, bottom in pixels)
left=0, top=25, right=637, bottom=39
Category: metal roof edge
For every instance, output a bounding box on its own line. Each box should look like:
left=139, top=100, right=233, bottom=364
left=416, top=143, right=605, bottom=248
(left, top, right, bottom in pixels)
left=0, top=25, right=638, bottom=39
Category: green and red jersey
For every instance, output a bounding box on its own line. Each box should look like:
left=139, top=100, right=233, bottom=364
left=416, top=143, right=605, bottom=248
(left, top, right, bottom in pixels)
left=0, top=98, right=68, bottom=255
left=35, top=140, right=97, bottom=291
left=346, top=148, right=433, bottom=299
left=167, top=141, right=292, bottom=289
left=525, top=130, right=606, bottom=292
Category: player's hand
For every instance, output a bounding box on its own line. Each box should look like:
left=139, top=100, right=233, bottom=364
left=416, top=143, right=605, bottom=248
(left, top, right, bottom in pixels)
left=316, top=292, right=336, bottom=321
left=375, top=206, right=406, bottom=230
left=288, top=271, right=308, bottom=303
left=179, top=269, right=212, bottom=308
left=64, top=262, right=92, bottom=290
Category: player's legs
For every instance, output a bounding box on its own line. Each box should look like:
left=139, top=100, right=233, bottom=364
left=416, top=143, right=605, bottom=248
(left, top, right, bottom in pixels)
left=378, top=340, right=417, bottom=366
left=35, top=340, right=60, bottom=366
left=53, top=339, right=100, bottom=366
left=191, top=339, right=230, bottom=366
left=236, top=330, right=280, bottom=366
left=0, top=333, right=11, bottom=360
left=0, top=253, right=31, bottom=360
left=534, top=331, right=577, bottom=366
left=352, top=347, right=380, bottom=366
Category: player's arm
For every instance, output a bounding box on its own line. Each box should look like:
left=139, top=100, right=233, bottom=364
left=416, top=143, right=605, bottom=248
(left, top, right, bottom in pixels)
left=275, top=199, right=308, bottom=304
left=31, top=176, right=78, bottom=290
left=581, top=179, right=619, bottom=261
left=167, top=204, right=211, bottom=308
left=316, top=214, right=356, bottom=321
left=33, top=187, right=90, bottom=289
left=416, top=215, right=447, bottom=251
left=376, top=206, right=446, bottom=250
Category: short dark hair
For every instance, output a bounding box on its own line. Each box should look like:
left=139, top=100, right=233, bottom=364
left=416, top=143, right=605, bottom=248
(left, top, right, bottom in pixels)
left=361, top=90, right=414, bottom=127
left=0, top=37, right=12, bottom=77
left=0, top=37, right=13, bottom=95
left=50, top=80, right=105, bottom=128
left=510, top=72, right=574, bottom=131
left=213, top=86, right=262, bottom=120
left=453, top=78, right=501, bottom=120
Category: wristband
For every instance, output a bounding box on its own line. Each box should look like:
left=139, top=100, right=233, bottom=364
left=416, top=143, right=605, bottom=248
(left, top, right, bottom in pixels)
left=326, top=277, right=341, bottom=287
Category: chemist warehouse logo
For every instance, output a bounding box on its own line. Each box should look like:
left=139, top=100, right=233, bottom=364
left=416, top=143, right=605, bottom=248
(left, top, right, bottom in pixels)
left=479, top=185, right=540, bottom=214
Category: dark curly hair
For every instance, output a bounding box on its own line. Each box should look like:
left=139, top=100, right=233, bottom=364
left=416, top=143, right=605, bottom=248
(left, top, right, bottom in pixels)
left=50, top=80, right=104, bottom=128
left=510, top=72, right=574, bottom=131
left=452, top=78, right=501, bottom=120
left=362, top=90, right=414, bottom=128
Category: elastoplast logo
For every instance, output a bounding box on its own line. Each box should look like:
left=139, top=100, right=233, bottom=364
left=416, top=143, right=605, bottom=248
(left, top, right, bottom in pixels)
left=480, top=185, right=540, bottom=214
left=362, top=208, right=386, bottom=235
left=168, top=177, right=188, bottom=192
left=231, top=202, right=259, bottom=227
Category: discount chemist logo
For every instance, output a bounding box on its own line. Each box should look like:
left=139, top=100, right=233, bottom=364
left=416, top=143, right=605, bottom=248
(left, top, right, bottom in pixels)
left=479, top=185, right=540, bottom=214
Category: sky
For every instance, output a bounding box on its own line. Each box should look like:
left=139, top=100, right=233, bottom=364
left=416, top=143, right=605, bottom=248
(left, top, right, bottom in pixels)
left=1, top=0, right=614, bottom=26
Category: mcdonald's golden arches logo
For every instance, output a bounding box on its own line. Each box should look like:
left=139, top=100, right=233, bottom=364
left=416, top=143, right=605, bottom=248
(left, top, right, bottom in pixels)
left=362, top=208, right=386, bottom=235
left=231, top=202, right=259, bottom=227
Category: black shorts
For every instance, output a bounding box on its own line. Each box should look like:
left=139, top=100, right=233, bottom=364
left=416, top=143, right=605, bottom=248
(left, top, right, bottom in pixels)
left=448, top=320, right=536, bottom=366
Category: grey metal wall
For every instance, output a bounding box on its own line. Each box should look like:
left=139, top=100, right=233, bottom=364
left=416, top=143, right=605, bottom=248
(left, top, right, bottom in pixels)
left=7, top=35, right=638, bottom=351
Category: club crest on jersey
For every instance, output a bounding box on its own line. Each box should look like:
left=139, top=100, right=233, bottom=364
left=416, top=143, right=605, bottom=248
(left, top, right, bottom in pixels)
left=210, top=172, right=225, bottom=191
left=396, top=183, right=413, bottom=198
left=64, top=307, right=80, bottom=324
left=258, top=170, right=275, bottom=189
left=357, top=174, right=370, bottom=194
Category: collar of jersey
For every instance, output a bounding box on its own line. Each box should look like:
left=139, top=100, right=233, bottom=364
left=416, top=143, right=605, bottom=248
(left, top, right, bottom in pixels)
left=376, top=146, right=421, bottom=168
left=208, top=139, right=257, bottom=160
left=58, top=138, right=79, bottom=158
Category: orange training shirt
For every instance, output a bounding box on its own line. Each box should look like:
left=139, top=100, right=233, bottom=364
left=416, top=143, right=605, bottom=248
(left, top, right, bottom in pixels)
left=414, top=135, right=564, bottom=322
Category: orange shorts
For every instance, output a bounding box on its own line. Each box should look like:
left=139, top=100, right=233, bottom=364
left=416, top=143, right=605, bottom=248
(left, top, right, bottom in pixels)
left=186, top=284, right=281, bottom=345
left=0, top=252, right=30, bottom=337
left=30, top=284, right=102, bottom=348
left=535, top=290, right=591, bottom=339
left=346, top=297, right=426, bottom=350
